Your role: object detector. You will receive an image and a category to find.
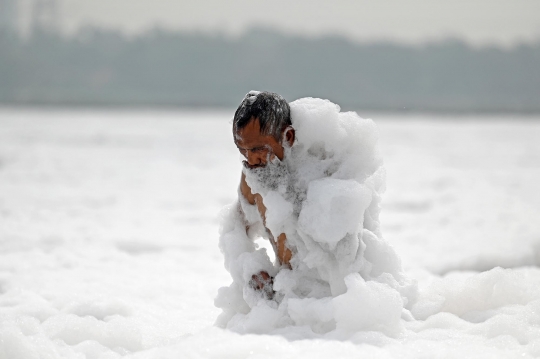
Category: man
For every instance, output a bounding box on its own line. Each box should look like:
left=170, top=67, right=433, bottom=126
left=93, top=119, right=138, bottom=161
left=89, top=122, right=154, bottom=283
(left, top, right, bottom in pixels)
left=217, top=91, right=416, bottom=332
left=232, top=90, right=295, bottom=295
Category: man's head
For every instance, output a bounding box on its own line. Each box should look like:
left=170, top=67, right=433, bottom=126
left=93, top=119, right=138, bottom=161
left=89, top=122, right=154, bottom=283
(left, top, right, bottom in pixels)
left=233, top=91, right=295, bottom=169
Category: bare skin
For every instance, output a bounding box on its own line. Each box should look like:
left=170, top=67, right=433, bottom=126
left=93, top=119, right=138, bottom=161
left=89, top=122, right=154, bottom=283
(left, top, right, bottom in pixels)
left=240, top=172, right=292, bottom=265
left=234, top=117, right=295, bottom=292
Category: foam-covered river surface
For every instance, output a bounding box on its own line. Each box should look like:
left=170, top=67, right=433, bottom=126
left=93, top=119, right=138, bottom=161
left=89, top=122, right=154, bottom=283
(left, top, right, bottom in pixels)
left=1, top=109, right=540, bottom=358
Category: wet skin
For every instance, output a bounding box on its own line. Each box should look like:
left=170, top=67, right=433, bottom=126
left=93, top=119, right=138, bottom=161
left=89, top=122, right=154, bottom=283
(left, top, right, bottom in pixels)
left=234, top=117, right=295, bottom=292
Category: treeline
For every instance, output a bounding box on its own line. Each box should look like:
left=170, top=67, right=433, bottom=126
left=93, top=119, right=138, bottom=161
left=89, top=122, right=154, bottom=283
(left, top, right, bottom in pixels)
left=1, top=27, right=539, bottom=112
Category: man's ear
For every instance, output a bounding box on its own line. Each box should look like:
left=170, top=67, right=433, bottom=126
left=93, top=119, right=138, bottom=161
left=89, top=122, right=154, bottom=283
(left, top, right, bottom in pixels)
left=283, top=126, right=295, bottom=147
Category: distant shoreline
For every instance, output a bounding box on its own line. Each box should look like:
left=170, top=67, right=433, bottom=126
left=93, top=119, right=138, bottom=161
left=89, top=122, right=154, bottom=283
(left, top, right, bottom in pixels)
left=2, top=28, right=539, bottom=114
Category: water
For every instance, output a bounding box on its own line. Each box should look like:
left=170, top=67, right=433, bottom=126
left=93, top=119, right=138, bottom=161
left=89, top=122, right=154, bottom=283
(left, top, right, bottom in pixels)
left=1, top=108, right=540, bottom=358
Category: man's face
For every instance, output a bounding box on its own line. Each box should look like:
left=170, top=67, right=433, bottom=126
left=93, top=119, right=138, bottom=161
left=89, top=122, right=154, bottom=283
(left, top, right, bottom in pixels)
left=234, top=118, right=285, bottom=169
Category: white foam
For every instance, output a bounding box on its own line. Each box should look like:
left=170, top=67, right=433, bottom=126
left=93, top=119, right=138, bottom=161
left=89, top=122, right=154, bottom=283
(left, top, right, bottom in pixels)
left=2, top=110, right=540, bottom=358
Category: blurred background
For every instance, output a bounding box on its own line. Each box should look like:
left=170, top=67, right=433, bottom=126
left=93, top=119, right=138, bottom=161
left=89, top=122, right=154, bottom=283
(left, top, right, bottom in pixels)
left=1, top=0, right=539, bottom=112
left=2, top=2, right=540, bottom=356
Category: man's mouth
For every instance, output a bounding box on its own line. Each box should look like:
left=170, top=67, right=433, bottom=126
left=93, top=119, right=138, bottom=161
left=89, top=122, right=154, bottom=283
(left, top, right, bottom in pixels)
left=243, top=161, right=265, bottom=170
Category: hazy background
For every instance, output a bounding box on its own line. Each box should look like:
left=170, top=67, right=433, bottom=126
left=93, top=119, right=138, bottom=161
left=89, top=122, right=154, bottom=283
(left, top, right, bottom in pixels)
left=2, top=3, right=540, bottom=357
left=1, top=0, right=540, bottom=112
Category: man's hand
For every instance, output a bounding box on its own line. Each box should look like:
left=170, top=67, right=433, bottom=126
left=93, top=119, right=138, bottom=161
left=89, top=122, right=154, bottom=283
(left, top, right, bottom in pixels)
left=249, top=271, right=274, bottom=299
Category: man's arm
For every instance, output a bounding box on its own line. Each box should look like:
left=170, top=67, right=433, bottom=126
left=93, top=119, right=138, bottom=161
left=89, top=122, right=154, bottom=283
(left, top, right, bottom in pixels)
left=239, top=172, right=292, bottom=267
left=276, top=233, right=292, bottom=266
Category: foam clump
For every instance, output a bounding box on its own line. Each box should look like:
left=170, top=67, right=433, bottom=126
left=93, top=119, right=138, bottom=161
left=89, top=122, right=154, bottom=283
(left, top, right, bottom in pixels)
left=411, top=267, right=540, bottom=321
left=299, top=178, right=372, bottom=245
left=215, top=98, right=416, bottom=337
left=334, top=273, right=404, bottom=336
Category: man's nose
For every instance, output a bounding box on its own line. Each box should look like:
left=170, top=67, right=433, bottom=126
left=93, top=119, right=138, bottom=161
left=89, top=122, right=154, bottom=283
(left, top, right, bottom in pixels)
left=246, top=150, right=262, bottom=166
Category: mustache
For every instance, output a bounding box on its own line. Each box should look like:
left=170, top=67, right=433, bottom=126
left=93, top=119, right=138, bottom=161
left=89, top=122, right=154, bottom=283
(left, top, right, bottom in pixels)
left=243, top=161, right=264, bottom=170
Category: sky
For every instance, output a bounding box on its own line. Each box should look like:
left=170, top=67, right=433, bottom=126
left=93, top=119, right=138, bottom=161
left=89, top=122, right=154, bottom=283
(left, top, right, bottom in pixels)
left=14, top=0, right=540, bottom=46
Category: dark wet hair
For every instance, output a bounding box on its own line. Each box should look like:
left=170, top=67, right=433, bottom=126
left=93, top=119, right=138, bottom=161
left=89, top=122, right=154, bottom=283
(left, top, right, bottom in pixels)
left=233, top=91, right=291, bottom=140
